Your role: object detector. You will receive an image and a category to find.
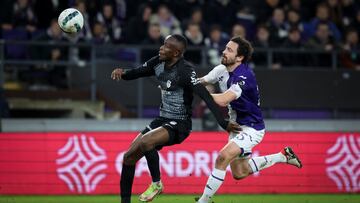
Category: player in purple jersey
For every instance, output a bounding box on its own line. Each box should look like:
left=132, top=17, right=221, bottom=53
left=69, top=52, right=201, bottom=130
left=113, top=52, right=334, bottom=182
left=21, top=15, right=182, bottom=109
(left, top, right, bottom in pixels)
left=196, top=36, right=303, bottom=203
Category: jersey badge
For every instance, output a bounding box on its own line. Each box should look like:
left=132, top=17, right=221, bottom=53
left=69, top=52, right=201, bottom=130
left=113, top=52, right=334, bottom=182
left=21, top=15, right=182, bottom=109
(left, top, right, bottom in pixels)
left=166, top=80, right=172, bottom=88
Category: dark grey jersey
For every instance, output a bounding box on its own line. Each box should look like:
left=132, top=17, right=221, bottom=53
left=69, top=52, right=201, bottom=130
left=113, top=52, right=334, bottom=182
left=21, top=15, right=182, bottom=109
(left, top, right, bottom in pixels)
left=122, top=56, right=228, bottom=129
left=155, top=62, right=191, bottom=120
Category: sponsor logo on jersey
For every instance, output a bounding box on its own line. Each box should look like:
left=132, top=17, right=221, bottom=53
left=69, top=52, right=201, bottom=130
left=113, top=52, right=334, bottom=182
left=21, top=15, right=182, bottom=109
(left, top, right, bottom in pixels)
left=190, top=71, right=200, bottom=85
left=166, top=80, right=172, bottom=88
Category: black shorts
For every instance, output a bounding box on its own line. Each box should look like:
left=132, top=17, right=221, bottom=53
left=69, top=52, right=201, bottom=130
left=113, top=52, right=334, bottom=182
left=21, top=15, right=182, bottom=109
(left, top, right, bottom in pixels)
left=141, top=116, right=192, bottom=150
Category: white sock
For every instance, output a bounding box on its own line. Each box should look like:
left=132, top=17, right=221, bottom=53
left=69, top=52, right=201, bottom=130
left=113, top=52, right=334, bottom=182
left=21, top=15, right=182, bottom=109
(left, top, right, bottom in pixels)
left=198, top=168, right=226, bottom=203
left=248, top=152, right=286, bottom=173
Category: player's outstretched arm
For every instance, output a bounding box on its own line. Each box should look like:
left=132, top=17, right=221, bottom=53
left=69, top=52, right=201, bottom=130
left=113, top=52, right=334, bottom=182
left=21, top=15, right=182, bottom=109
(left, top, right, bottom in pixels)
left=193, top=83, right=240, bottom=133
left=198, top=77, right=211, bottom=86
left=110, top=65, right=154, bottom=81
left=212, top=91, right=237, bottom=107
left=181, top=67, right=241, bottom=133
left=111, top=56, right=159, bottom=81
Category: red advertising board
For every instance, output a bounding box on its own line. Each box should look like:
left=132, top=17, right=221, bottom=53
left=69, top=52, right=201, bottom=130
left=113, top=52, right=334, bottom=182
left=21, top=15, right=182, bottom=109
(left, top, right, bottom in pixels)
left=0, top=132, right=359, bottom=194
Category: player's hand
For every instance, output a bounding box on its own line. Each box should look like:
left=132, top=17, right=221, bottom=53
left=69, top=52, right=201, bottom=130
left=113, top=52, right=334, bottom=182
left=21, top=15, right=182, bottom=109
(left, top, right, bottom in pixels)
left=226, top=121, right=242, bottom=133
left=111, top=68, right=124, bottom=81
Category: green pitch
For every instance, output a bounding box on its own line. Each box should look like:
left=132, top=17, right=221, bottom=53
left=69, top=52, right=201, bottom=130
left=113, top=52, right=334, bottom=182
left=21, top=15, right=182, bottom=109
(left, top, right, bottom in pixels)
left=0, top=194, right=359, bottom=203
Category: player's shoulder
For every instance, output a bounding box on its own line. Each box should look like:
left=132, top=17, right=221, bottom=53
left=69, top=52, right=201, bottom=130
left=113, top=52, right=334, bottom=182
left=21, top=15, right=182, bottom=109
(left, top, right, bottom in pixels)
left=183, top=59, right=196, bottom=69
left=180, top=59, right=197, bottom=74
left=237, top=64, right=255, bottom=78
left=177, top=59, right=200, bottom=85
left=212, top=64, right=227, bottom=72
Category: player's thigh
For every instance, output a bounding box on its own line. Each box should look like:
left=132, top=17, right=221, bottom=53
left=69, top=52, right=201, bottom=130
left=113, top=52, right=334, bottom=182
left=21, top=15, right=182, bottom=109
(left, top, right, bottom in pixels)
left=141, top=127, right=170, bottom=147
left=129, top=133, right=143, bottom=147
left=123, top=133, right=144, bottom=163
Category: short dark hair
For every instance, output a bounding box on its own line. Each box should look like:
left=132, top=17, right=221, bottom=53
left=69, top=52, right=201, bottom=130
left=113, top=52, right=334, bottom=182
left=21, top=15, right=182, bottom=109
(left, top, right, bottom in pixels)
left=170, top=34, right=188, bottom=49
left=230, top=36, right=253, bottom=63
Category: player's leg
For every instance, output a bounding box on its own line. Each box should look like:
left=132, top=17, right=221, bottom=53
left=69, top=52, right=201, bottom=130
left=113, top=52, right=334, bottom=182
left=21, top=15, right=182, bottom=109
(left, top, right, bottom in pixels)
left=139, top=127, right=170, bottom=152
left=230, top=148, right=302, bottom=180
left=248, top=151, right=286, bottom=173
left=120, top=133, right=146, bottom=203
left=229, top=127, right=301, bottom=179
left=140, top=124, right=163, bottom=185
left=140, top=119, right=191, bottom=202
left=138, top=126, right=170, bottom=202
left=248, top=146, right=303, bottom=174
left=230, top=158, right=252, bottom=180
left=197, top=141, right=241, bottom=203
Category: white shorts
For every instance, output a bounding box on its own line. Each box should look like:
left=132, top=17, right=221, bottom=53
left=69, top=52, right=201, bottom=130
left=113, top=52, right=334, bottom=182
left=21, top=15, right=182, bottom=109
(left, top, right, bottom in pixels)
left=229, top=125, right=265, bottom=159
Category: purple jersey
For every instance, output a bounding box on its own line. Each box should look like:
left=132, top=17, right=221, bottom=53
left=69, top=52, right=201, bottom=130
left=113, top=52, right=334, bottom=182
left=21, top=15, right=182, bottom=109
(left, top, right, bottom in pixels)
left=203, top=63, right=265, bottom=130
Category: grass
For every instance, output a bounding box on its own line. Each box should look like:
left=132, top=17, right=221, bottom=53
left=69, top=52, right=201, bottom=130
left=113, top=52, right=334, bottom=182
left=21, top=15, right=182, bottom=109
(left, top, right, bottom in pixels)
left=0, top=194, right=359, bottom=203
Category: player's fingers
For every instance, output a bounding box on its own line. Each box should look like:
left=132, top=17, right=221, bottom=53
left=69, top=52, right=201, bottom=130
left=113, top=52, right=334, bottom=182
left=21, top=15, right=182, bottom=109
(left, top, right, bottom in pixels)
left=233, top=129, right=241, bottom=133
left=231, top=124, right=242, bottom=133
left=111, top=70, right=116, bottom=80
left=235, top=125, right=242, bottom=131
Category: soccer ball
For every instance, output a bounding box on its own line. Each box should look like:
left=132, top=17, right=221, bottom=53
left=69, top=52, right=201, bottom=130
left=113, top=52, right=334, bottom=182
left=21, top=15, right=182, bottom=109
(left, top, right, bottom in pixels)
left=58, top=8, right=84, bottom=34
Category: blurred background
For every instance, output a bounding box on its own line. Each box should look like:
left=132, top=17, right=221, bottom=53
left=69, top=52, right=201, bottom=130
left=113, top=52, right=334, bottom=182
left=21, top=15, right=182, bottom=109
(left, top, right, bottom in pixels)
left=0, top=0, right=360, bottom=201
left=1, top=0, right=360, bottom=123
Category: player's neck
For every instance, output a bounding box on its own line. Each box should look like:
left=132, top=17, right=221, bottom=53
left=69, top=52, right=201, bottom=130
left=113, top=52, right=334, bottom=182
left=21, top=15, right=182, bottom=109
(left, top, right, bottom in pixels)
left=165, top=57, right=181, bottom=68
left=226, top=62, right=242, bottom=72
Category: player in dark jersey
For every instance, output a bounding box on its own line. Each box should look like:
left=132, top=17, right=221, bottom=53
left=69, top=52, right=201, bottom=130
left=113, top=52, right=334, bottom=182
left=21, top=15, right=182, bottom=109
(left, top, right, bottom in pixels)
left=196, top=36, right=302, bottom=203
left=111, top=34, right=241, bottom=203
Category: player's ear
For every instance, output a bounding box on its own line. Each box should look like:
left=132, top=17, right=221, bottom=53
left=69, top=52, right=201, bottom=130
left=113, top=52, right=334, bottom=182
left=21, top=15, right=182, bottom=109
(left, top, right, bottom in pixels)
left=174, top=49, right=181, bottom=57
left=236, top=55, right=244, bottom=63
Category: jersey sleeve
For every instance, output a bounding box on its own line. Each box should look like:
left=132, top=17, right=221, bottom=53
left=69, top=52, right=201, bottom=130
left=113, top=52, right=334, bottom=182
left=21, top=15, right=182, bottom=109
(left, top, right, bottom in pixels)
left=228, top=83, right=242, bottom=99
left=178, top=65, right=201, bottom=87
left=122, top=56, right=158, bottom=80
left=202, top=65, right=225, bottom=84
left=180, top=67, right=228, bottom=130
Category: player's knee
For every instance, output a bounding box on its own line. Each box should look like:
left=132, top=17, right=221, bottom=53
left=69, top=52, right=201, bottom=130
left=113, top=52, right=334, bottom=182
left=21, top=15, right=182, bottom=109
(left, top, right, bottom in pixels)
left=215, top=152, right=230, bottom=166
left=123, top=151, right=136, bottom=165
left=232, top=166, right=251, bottom=180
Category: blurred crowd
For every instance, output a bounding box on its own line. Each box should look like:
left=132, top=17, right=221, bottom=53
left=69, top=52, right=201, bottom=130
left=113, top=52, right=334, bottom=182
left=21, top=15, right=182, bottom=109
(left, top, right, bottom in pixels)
left=1, top=0, right=360, bottom=119
left=1, top=0, right=360, bottom=70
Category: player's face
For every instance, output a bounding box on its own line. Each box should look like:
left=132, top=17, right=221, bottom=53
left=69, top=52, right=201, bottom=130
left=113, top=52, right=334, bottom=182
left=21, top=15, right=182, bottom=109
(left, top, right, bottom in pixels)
left=159, top=36, right=179, bottom=61
left=221, top=41, right=239, bottom=66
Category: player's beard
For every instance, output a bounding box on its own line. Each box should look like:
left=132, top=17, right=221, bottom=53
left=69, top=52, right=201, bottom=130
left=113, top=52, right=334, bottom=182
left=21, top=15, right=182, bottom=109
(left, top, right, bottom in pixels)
left=221, top=56, right=236, bottom=66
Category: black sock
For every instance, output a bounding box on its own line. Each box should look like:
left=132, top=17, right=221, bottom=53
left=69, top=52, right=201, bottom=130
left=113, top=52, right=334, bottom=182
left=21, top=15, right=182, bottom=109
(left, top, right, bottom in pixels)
left=144, top=149, right=161, bottom=182
left=121, top=196, right=130, bottom=203
left=120, top=163, right=135, bottom=203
